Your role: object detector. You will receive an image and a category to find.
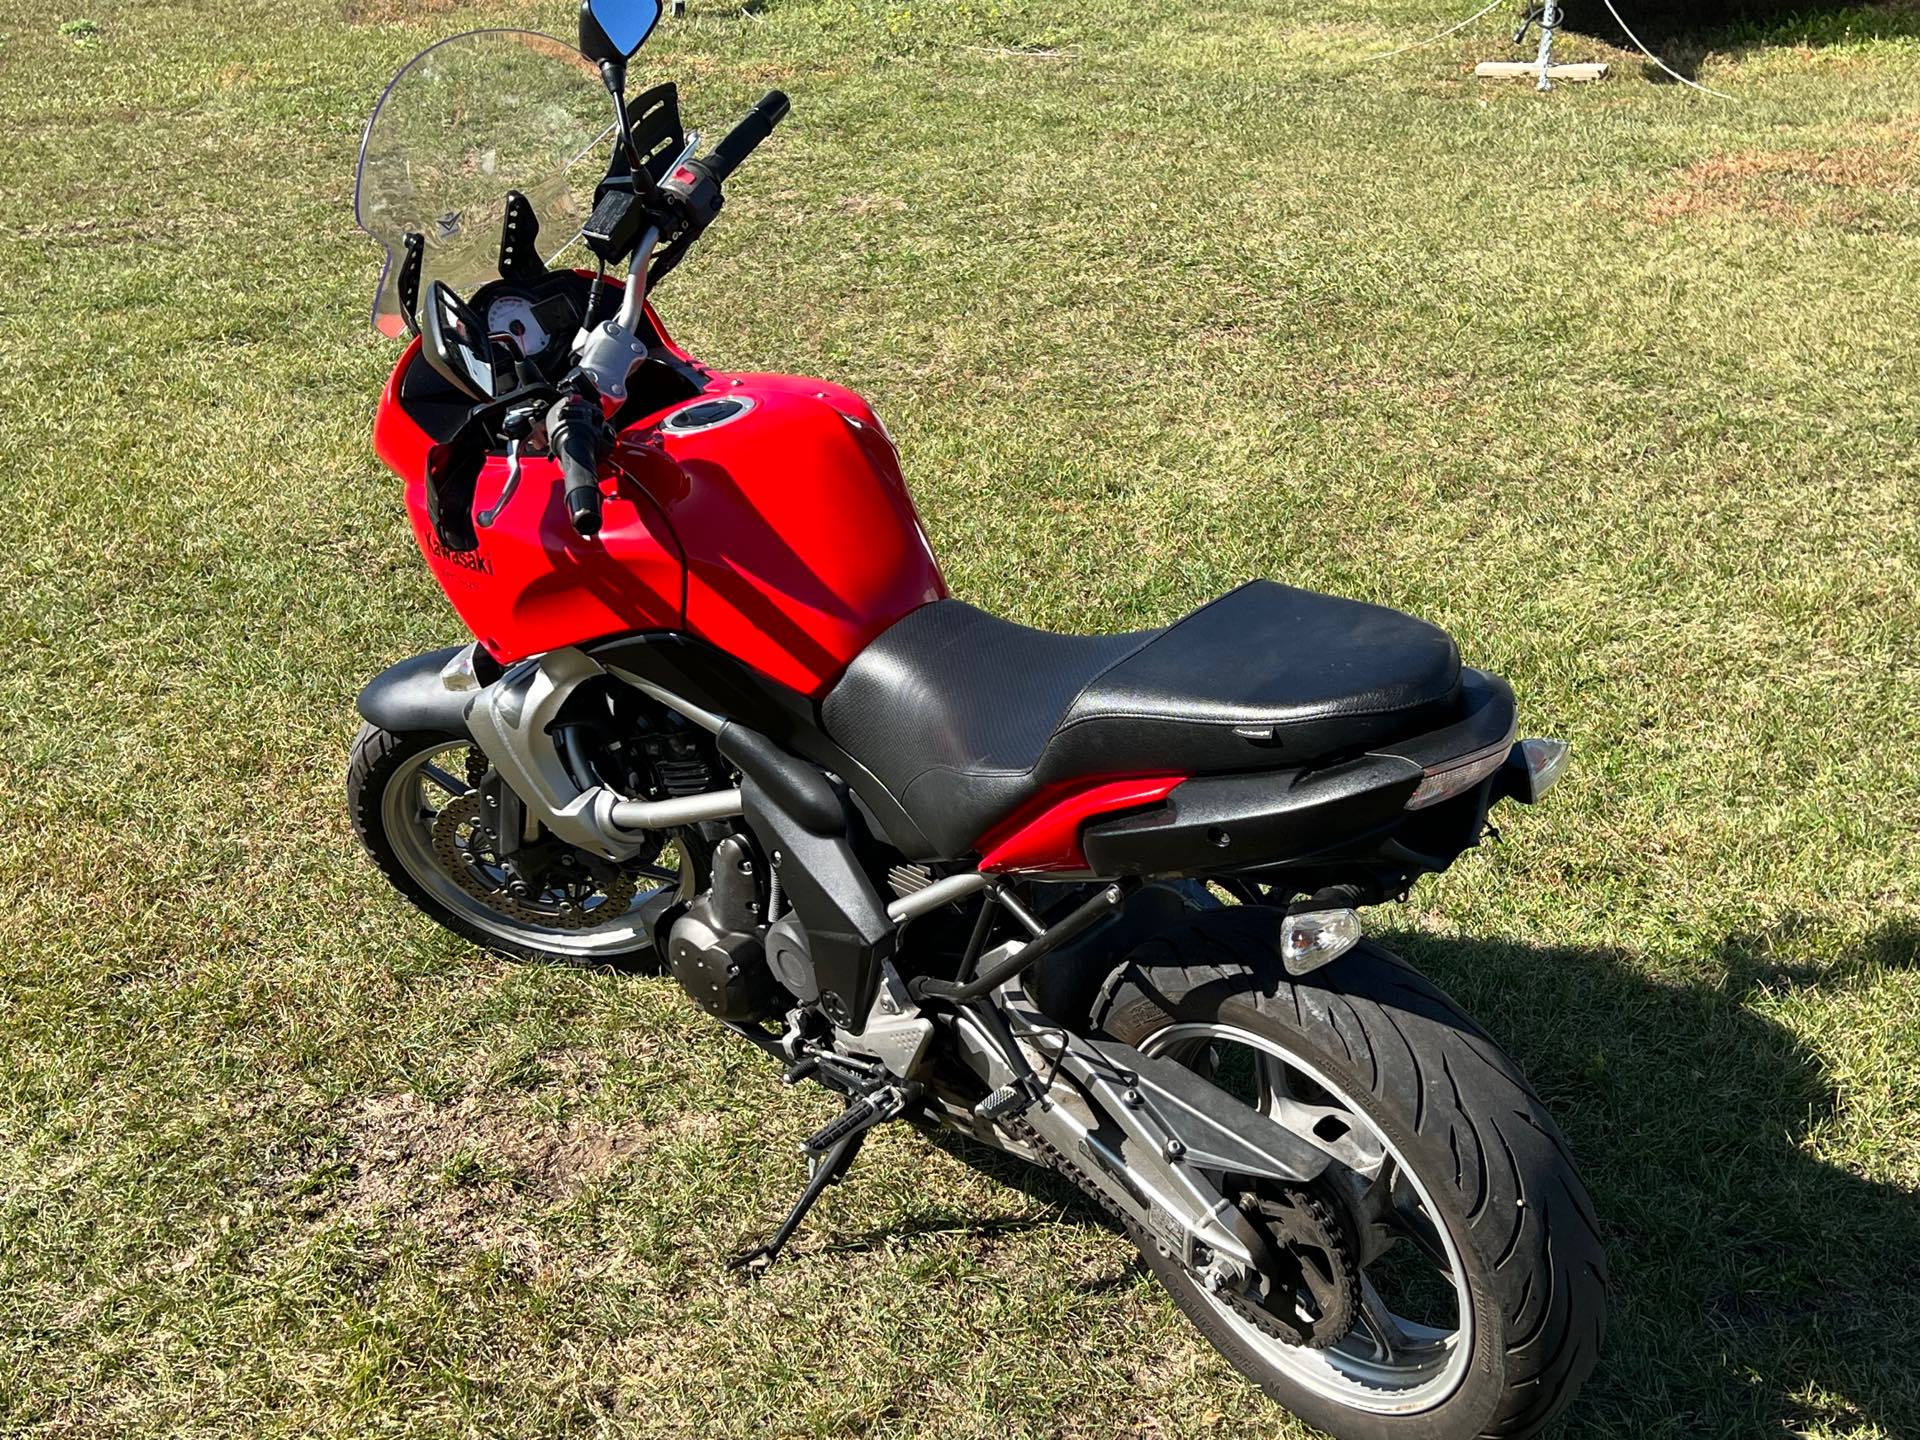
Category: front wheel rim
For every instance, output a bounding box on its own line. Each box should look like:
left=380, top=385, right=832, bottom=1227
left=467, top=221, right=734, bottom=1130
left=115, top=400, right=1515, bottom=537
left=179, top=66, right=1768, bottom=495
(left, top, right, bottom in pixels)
left=1139, top=1021, right=1476, bottom=1415
left=379, top=740, right=683, bottom=959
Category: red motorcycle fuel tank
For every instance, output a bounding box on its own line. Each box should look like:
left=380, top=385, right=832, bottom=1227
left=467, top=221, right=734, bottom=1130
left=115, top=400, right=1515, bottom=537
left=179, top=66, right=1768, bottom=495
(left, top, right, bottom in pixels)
left=373, top=329, right=947, bottom=698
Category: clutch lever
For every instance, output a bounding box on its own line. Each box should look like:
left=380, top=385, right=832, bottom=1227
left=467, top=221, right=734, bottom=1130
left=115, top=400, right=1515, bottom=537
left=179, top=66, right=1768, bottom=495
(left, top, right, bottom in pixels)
left=476, top=401, right=547, bottom=528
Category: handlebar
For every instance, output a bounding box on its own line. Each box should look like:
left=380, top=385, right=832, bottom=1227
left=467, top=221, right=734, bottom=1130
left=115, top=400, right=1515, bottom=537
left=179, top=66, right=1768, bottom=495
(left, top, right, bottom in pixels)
left=700, top=91, right=789, bottom=187
left=552, top=93, right=792, bottom=537
left=547, top=394, right=606, bottom=537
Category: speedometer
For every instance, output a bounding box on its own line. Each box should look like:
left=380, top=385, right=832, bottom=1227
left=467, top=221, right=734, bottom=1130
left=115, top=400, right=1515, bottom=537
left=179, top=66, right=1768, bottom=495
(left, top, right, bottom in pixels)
left=486, top=294, right=549, bottom=359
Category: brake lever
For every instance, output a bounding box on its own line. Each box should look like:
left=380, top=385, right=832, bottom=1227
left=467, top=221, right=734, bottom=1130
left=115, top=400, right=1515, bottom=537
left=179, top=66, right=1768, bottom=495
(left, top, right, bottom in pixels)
left=476, top=441, right=522, bottom=530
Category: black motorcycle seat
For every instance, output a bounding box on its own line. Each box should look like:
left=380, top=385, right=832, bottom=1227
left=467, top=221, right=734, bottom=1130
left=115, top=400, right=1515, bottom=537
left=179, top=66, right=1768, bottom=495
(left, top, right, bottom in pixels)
left=821, top=580, right=1462, bottom=858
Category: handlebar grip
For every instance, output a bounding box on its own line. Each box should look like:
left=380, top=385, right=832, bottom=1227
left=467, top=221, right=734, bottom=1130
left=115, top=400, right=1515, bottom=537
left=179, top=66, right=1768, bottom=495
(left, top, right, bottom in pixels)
left=549, top=400, right=605, bottom=537
left=702, top=91, right=789, bottom=186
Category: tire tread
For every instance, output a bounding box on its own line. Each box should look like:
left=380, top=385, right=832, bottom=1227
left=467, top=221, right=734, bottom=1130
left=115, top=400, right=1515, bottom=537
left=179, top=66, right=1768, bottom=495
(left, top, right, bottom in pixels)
left=1092, top=910, right=1606, bottom=1440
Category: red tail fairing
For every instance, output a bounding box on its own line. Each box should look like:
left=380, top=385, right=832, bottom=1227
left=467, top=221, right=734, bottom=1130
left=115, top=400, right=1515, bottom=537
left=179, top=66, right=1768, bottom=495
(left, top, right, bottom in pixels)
left=975, top=776, right=1187, bottom=875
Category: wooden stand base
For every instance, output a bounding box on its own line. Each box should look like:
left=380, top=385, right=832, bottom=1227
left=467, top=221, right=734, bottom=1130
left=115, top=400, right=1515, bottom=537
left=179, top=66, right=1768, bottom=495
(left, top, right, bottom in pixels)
left=1474, top=61, right=1609, bottom=81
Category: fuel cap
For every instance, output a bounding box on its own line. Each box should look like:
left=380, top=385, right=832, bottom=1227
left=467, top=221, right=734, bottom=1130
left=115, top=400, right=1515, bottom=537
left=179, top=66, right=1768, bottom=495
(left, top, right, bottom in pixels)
left=661, top=396, right=755, bottom=434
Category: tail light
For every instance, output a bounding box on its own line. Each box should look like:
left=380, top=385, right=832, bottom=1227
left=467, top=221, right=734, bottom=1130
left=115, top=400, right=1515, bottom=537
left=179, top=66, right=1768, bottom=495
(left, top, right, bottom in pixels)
left=1515, top=737, right=1571, bottom=802
left=1404, top=730, right=1516, bottom=810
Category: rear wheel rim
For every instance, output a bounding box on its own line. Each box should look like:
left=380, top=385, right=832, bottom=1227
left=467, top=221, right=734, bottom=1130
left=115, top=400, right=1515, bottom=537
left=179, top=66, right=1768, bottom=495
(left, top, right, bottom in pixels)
left=380, top=740, right=683, bottom=958
left=1139, top=1021, right=1475, bottom=1415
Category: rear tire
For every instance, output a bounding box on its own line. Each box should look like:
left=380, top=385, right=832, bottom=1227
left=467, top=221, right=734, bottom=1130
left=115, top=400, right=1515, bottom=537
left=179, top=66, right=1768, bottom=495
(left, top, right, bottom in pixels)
left=1091, top=908, right=1606, bottom=1440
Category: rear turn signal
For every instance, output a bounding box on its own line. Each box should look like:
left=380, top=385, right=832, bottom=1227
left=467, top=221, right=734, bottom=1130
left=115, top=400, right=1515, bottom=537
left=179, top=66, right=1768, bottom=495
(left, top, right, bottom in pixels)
left=1281, top=908, right=1362, bottom=976
left=1516, top=736, right=1570, bottom=803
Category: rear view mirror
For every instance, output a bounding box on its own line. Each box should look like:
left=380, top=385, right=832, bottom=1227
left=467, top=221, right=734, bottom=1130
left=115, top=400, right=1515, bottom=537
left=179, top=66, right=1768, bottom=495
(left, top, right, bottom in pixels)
left=579, top=0, right=662, bottom=65
left=419, top=280, right=504, bottom=403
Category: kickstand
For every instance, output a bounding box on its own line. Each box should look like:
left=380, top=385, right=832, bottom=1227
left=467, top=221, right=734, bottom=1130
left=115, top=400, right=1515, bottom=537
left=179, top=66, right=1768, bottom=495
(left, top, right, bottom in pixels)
left=727, top=1126, right=870, bottom=1273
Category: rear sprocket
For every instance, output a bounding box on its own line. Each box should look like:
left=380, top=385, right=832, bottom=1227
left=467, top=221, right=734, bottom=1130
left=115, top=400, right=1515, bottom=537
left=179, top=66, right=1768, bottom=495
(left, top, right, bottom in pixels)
left=1222, top=1186, right=1361, bottom=1350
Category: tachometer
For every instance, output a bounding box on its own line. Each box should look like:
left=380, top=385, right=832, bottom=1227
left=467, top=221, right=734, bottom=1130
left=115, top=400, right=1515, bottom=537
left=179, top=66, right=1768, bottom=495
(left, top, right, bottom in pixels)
left=486, top=294, right=549, bottom=360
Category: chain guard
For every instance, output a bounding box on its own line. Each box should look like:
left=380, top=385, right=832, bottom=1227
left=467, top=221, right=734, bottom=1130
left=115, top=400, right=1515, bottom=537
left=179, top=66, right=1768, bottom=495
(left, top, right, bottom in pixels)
left=430, top=791, right=640, bottom=930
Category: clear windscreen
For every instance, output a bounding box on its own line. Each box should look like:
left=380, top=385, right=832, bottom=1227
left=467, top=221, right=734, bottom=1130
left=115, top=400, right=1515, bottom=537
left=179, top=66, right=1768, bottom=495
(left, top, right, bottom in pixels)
left=353, top=30, right=615, bottom=337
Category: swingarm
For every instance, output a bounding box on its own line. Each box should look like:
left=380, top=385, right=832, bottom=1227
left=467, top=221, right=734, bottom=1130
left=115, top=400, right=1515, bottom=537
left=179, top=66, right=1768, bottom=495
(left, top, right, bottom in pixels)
left=948, top=974, right=1333, bottom=1288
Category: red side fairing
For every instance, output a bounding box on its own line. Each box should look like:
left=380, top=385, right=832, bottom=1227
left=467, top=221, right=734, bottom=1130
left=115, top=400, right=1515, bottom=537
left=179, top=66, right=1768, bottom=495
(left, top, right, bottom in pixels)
left=373, top=321, right=946, bottom=697
left=374, top=340, right=686, bottom=656
left=976, top=776, right=1186, bottom=875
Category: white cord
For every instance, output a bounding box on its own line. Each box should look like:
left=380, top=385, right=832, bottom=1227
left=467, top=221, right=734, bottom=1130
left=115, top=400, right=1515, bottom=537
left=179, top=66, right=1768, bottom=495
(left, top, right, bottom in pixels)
left=1364, top=0, right=1506, bottom=62
left=1598, top=0, right=1735, bottom=99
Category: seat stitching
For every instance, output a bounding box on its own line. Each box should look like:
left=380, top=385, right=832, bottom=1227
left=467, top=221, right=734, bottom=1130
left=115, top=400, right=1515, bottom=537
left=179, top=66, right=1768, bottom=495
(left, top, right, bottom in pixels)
left=1055, top=580, right=1297, bottom=730
left=903, top=759, right=1044, bottom=786
left=956, top=626, right=1163, bottom=774
left=1038, top=590, right=1250, bottom=744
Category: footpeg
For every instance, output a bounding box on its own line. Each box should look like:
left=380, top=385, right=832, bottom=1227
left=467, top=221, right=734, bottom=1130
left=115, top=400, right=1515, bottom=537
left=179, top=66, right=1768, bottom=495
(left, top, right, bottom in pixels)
left=804, top=1095, right=878, bottom=1154
left=974, top=1082, right=1030, bottom=1123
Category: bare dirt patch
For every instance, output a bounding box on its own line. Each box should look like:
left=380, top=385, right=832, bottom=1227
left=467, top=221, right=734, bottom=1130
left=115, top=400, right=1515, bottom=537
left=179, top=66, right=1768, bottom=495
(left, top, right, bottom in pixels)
left=342, top=0, right=478, bottom=27
left=339, top=1092, right=636, bottom=1229
left=1644, top=117, right=1919, bottom=226
left=286, top=1049, right=713, bottom=1272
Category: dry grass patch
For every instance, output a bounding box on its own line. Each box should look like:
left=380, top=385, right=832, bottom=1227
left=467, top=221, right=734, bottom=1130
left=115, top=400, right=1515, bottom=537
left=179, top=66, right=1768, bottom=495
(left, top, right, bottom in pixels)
left=1645, top=115, right=1920, bottom=225
left=281, top=1050, right=714, bottom=1274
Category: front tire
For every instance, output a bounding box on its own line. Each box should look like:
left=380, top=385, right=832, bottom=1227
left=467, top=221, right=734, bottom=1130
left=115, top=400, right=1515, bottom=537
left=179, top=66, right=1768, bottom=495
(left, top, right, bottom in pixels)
left=347, top=722, right=689, bottom=967
left=1091, top=909, right=1605, bottom=1440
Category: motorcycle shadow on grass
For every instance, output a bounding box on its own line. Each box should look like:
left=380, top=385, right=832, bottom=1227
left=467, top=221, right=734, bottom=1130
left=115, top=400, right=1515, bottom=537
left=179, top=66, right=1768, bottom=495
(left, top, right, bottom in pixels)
left=1558, top=0, right=1920, bottom=79
left=883, top=919, right=1920, bottom=1437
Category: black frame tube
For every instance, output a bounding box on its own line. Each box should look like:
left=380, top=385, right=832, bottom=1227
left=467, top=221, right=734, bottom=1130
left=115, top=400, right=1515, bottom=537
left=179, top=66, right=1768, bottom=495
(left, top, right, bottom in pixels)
left=910, top=884, right=1126, bottom=1005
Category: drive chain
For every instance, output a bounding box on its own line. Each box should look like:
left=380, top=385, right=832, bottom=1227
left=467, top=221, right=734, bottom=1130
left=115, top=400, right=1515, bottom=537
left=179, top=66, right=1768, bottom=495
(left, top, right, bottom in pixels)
left=1001, top=1111, right=1342, bottom=1349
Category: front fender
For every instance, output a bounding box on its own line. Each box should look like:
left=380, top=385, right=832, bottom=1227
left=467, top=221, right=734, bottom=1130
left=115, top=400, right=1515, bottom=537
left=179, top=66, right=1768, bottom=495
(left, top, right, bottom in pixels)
left=355, top=644, right=499, bottom=736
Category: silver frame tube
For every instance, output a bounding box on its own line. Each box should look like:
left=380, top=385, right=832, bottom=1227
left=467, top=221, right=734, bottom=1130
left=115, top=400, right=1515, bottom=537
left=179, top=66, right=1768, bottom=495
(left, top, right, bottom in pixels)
left=606, top=788, right=743, bottom=832
left=885, top=872, right=989, bottom=925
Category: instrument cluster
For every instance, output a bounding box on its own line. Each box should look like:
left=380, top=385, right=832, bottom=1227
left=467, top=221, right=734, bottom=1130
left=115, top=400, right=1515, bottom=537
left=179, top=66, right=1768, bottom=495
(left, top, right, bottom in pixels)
left=472, top=276, right=588, bottom=375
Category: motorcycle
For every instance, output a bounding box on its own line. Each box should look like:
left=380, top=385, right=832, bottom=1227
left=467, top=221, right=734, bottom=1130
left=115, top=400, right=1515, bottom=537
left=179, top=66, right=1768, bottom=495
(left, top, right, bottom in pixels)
left=345, top=4, right=1606, bottom=1435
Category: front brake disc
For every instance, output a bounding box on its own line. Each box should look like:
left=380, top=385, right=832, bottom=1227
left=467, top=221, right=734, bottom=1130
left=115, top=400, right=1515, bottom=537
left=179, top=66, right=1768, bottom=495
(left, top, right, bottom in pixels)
left=430, top=792, right=636, bottom=930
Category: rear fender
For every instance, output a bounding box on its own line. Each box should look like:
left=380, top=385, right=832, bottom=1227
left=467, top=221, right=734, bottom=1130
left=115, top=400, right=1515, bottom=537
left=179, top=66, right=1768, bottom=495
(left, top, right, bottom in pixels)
left=1024, top=881, right=1217, bottom=1030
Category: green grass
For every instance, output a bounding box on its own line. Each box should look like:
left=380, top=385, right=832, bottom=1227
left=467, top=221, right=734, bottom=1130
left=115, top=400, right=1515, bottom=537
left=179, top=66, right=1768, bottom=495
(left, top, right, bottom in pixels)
left=2, top=0, right=1918, bottom=1435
